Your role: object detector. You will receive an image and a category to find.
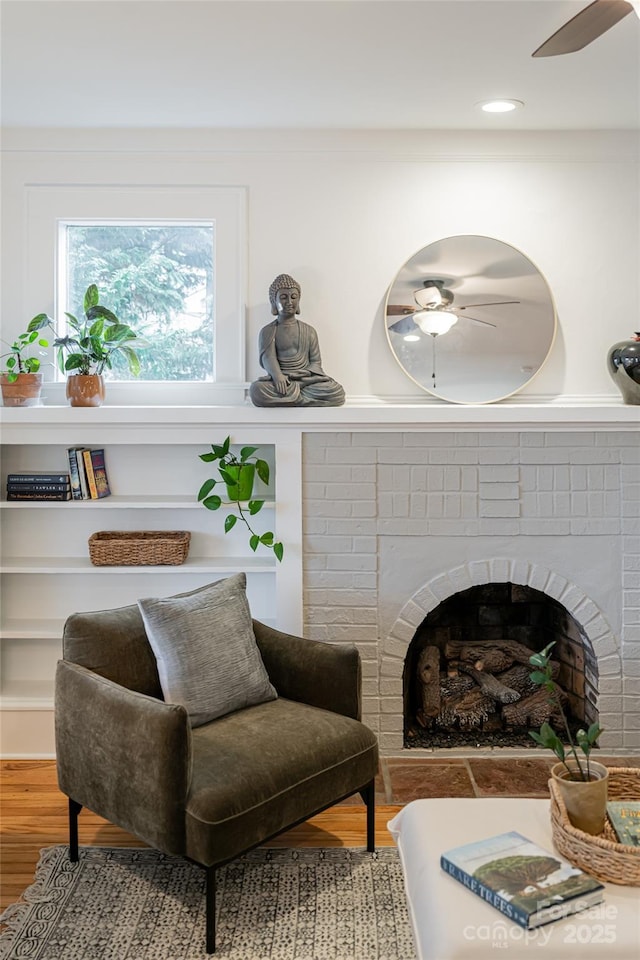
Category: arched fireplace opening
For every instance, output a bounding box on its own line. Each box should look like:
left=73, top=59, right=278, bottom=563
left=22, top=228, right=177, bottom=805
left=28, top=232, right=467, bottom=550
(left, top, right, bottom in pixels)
left=403, top=583, right=598, bottom=749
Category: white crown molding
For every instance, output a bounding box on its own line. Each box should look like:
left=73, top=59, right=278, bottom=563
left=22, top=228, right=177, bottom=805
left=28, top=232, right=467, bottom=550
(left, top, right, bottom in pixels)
left=2, top=129, right=638, bottom=164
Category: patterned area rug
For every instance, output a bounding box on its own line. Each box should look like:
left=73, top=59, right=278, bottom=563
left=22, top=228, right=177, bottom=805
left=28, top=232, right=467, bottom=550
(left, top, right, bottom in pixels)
left=0, top=846, right=416, bottom=960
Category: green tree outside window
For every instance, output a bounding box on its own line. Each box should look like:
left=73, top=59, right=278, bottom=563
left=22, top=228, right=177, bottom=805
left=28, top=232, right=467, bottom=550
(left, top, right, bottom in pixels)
left=64, top=224, right=214, bottom=381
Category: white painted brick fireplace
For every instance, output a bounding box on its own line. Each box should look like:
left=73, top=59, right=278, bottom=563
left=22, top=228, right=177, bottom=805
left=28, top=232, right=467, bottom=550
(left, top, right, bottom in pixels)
left=302, top=429, right=640, bottom=756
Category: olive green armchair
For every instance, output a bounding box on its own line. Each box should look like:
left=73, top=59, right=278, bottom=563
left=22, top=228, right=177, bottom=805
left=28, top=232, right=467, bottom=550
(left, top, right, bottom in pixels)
left=55, top=597, right=378, bottom=954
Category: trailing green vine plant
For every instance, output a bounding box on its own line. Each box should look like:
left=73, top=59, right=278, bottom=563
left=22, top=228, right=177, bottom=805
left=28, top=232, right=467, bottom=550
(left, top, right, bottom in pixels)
left=197, top=436, right=284, bottom=562
left=528, top=641, right=602, bottom=781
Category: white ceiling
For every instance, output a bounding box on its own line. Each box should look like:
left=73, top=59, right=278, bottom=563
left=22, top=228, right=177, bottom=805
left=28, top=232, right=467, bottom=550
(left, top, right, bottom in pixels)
left=1, top=0, right=639, bottom=130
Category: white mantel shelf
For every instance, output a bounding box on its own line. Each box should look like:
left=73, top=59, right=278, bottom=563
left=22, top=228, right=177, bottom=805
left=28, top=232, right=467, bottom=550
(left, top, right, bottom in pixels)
left=1, top=400, right=638, bottom=439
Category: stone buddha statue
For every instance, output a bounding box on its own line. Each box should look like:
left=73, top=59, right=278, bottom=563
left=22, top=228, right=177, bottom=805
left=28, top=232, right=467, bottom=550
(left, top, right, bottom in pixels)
left=249, top=274, right=345, bottom=407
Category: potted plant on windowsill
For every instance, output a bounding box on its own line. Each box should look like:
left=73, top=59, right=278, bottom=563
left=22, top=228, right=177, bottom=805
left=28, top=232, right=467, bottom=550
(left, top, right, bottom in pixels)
left=529, top=642, right=607, bottom=835
left=0, top=321, right=50, bottom=406
left=197, top=436, right=284, bottom=562
left=34, top=284, right=146, bottom=407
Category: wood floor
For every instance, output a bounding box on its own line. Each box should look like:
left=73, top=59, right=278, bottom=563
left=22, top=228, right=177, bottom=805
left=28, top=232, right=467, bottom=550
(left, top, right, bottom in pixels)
left=0, top=760, right=401, bottom=913
left=4, top=754, right=638, bottom=913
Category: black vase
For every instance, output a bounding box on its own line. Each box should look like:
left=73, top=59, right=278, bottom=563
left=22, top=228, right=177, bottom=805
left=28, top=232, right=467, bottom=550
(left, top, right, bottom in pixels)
left=607, top=333, right=640, bottom=405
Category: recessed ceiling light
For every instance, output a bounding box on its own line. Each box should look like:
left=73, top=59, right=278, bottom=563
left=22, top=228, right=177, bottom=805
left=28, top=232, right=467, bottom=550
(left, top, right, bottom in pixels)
left=478, top=99, right=524, bottom=114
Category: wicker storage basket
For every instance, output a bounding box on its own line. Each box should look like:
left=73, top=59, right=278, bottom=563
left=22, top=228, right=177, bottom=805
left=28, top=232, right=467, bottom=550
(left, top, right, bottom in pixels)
left=88, top=530, right=191, bottom=566
left=550, top=766, right=640, bottom=885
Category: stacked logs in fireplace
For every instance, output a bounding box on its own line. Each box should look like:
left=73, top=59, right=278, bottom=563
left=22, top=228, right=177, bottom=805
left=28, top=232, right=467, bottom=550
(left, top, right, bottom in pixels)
left=406, top=638, right=575, bottom=748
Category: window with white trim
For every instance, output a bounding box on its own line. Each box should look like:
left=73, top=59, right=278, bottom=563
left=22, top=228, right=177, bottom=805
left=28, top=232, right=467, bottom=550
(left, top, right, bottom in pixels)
left=25, top=184, right=247, bottom=405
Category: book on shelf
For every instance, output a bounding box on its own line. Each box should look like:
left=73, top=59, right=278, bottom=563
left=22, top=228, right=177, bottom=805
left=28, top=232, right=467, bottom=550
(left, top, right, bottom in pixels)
left=89, top=448, right=111, bottom=499
left=76, top=448, right=91, bottom=499
left=82, top=449, right=99, bottom=499
left=6, top=472, right=70, bottom=484
left=66, top=448, right=85, bottom=500
left=607, top=801, right=640, bottom=846
left=6, top=481, right=71, bottom=493
left=441, top=830, right=604, bottom=930
left=77, top=448, right=112, bottom=500
left=8, top=450, right=112, bottom=503
left=7, top=489, right=72, bottom=501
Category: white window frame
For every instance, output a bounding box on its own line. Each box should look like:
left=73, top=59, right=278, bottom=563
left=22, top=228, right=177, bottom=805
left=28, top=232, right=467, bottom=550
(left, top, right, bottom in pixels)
left=25, top=184, right=247, bottom=405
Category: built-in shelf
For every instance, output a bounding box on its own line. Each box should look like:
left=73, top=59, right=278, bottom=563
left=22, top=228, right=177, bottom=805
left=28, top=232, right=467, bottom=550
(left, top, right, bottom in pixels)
left=1, top=555, right=276, bottom=574
left=0, top=418, right=301, bottom=757
left=0, top=496, right=276, bottom=510
left=0, top=681, right=55, bottom=708
left=1, top=619, right=64, bottom=639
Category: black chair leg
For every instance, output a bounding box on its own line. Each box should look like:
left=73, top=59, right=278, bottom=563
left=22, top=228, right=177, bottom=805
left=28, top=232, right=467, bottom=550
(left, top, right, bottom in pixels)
left=206, top=865, right=216, bottom=954
left=68, top=798, right=82, bottom=862
left=359, top=780, right=376, bottom=852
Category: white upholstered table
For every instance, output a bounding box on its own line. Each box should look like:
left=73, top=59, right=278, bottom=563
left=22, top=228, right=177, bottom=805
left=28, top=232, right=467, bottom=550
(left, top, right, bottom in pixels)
left=388, top=798, right=640, bottom=960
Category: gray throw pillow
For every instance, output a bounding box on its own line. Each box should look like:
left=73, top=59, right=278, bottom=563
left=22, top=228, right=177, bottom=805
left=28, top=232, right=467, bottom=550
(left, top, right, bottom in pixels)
left=137, top=573, right=277, bottom=727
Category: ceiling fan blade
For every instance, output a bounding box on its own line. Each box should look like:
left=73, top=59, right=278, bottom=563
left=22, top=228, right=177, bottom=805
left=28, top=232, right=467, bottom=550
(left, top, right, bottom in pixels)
left=457, top=300, right=520, bottom=310
left=388, top=315, right=419, bottom=335
left=386, top=305, right=415, bottom=316
left=532, top=0, right=634, bottom=57
left=462, top=315, right=497, bottom=328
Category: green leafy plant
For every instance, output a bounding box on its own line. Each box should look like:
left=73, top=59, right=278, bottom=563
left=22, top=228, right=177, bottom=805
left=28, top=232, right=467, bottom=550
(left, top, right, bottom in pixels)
left=528, top=641, right=602, bottom=781
left=34, top=284, right=145, bottom=377
left=197, top=436, right=284, bottom=562
left=0, top=320, right=50, bottom=382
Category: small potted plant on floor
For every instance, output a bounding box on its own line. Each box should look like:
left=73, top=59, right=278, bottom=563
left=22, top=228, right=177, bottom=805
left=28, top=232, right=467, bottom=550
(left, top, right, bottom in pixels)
left=0, top=319, right=50, bottom=406
left=197, top=436, right=284, bottom=561
left=34, top=284, right=146, bottom=407
left=529, top=642, right=607, bottom=834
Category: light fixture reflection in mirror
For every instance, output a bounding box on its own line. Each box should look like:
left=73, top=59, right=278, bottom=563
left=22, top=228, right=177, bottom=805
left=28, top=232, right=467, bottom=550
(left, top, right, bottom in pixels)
left=412, top=311, right=459, bottom=389
left=385, top=235, right=557, bottom=404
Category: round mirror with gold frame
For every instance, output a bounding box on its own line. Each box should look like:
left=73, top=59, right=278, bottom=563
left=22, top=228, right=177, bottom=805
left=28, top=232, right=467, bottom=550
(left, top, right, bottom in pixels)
left=385, top=235, right=557, bottom=404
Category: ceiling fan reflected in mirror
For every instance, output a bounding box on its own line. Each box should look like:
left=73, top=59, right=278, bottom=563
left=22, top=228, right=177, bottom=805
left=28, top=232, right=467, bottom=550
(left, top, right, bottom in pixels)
left=386, top=280, right=521, bottom=389
left=384, top=235, right=557, bottom=404
left=533, top=0, right=640, bottom=57
left=386, top=279, right=520, bottom=339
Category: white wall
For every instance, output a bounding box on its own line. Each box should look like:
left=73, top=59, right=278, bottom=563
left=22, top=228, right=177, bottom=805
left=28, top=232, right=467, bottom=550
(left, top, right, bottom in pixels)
left=2, top=128, right=638, bottom=402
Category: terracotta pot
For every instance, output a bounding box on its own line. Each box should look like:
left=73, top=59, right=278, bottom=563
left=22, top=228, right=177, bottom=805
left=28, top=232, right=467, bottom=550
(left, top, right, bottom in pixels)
left=0, top=372, right=43, bottom=407
left=551, top=759, right=609, bottom=835
left=224, top=463, right=256, bottom=502
left=66, top=374, right=105, bottom=408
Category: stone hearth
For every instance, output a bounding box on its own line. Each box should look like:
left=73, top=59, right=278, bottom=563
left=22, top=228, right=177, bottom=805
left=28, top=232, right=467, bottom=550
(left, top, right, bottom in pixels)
left=302, top=429, right=639, bottom=755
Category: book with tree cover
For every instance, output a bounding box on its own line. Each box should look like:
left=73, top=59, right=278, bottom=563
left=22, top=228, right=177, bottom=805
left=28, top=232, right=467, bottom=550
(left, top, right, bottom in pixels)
left=441, top=831, right=604, bottom=929
left=607, top=801, right=640, bottom=846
